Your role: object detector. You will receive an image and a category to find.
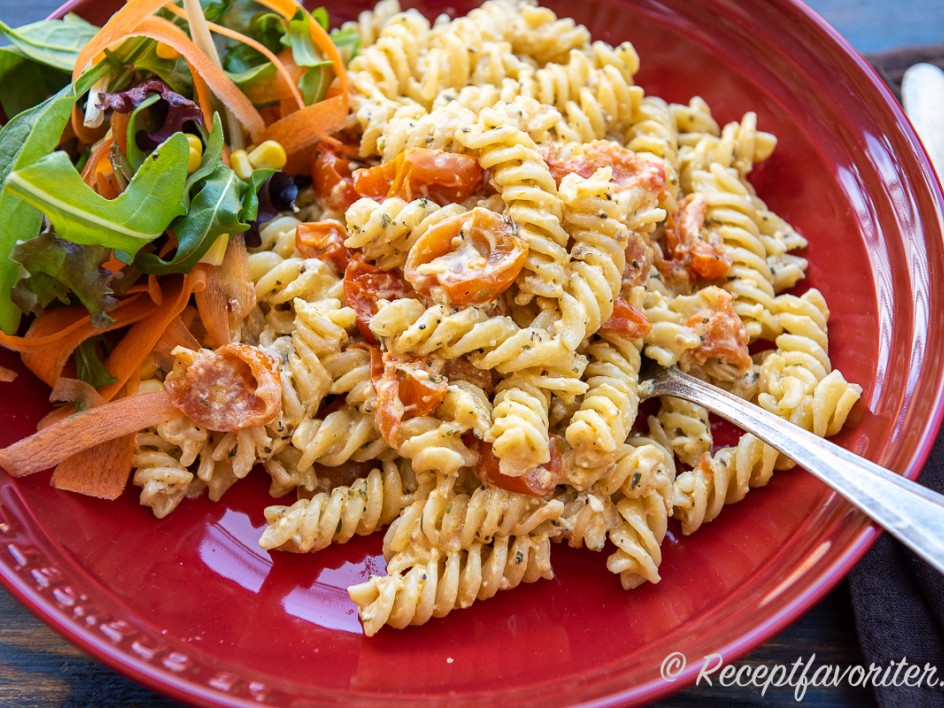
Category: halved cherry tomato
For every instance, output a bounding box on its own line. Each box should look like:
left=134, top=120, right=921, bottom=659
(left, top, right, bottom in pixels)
left=665, top=193, right=731, bottom=280
left=404, top=207, right=527, bottom=306
left=312, top=143, right=359, bottom=213
left=351, top=159, right=396, bottom=200
left=352, top=148, right=484, bottom=205
left=369, top=347, right=448, bottom=444
left=546, top=140, right=667, bottom=196
left=164, top=344, right=281, bottom=432
left=683, top=289, right=751, bottom=371
left=296, top=220, right=350, bottom=272
left=600, top=296, right=652, bottom=340
left=343, top=257, right=417, bottom=344
left=468, top=434, right=562, bottom=497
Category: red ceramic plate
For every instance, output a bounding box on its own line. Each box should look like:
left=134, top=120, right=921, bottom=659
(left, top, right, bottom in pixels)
left=2, top=0, right=944, bottom=705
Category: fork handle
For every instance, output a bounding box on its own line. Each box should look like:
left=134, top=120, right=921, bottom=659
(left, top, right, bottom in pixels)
left=653, top=369, right=944, bottom=575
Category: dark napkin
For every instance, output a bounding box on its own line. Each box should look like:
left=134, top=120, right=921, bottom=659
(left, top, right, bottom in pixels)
left=848, top=46, right=944, bottom=708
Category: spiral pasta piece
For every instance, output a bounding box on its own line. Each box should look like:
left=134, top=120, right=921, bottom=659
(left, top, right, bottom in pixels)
left=344, top=197, right=465, bottom=270
left=348, top=533, right=554, bottom=636
left=384, top=473, right=565, bottom=556
left=688, top=165, right=781, bottom=341
left=487, top=371, right=552, bottom=476
left=456, top=102, right=571, bottom=302
left=259, top=462, right=411, bottom=552
left=133, top=429, right=196, bottom=519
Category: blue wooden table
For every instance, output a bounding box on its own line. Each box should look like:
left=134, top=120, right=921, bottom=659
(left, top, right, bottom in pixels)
left=0, top=1, right=942, bottom=705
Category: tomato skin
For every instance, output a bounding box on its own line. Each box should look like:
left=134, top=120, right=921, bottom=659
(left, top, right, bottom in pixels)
left=295, top=220, right=350, bottom=272
left=164, top=344, right=281, bottom=432
left=404, top=207, right=527, bottom=306
left=351, top=160, right=397, bottom=200
left=469, top=435, right=562, bottom=497
left=369, top=347, right=448, bottom=444
left=664, top=193, right=732, bottom=281
left=312, top=144, right=359, bottom=212
left=352, top=148, right=484, bottom=205
left=683, top=290, right=751, bottom=371
left=600, top=297, right=652, bottom=340
left=343, top=257, right=417, bottom=344
left=546, top=140, right=667, bottom=196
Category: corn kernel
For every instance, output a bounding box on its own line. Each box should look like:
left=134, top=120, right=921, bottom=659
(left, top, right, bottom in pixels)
left=155, top=42, right=180, bottom=61
left=247, top=140, right=287, bottom=171
left=186, top=134, right=203, bottom=174
left=230, top=149, right=253, bottom=180
left=138, top=354, right=158, bottom=381
left=137, top=378, right=165, bottom=395
left=199, top=234, right=230, bottom=266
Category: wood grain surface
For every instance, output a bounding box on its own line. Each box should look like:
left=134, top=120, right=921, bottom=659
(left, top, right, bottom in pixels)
left=0, top=1, right=941, bottom=705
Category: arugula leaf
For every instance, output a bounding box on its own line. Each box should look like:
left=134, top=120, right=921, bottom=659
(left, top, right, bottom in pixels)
left=284, top=9, right=333, bottom=105
left=136, top=164, right=249, bottom=274
left=331, top=27, right=361, bottom=64
left=0, top=48, right=72, bottom=120
left=0, top=87, right=76, bottom=333
left=0, top=14, right=99, bottom=73
left=3, top=132, right=190, bottom=258
left=124, top=92, right=162, bottom=171
left=186, top=113, right=225, bottom=192
left=10, top=232, right=117, bottom=325
left=222, top=12, right=285, bottom=72
left=74, top=337, right=117, bottom=388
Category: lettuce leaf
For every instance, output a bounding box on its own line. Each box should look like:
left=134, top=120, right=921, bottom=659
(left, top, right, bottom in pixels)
left=0, top=14, right=98, bottom=73
left=10, top=232, right=118, bottom=325
left=0, top=87, right=76, bottom=333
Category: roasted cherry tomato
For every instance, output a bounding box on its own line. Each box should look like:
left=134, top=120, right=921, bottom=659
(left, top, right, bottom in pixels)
left=312, top=142, right=359, bottom=213
left=546, top=139, right=667, bottom=196
left=665, top=193, right=731, bottom=280
left=164, top=344, right=281, bottom=432
left=404, top=207, right=527, bottom=306
left=469, top=434, right=562, bottom=497
left=369, top=347, right=448, bottom=444
left=600, top=297, right=652, bottom=340
left=295, top=220, right=350, bottom=272
left=343, top=257, right=417, bottom=344
left=684, top=289, right=751, bottom=371
left=352, top=148, right=484, bottom=205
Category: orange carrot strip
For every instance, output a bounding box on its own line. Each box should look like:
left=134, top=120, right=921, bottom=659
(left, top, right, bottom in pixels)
left=147, top=274, right=163, bottom=305
left=165, top=3, right=304, bottom=112
left=111, top=110, right=130, bottom=155
left=81, top=137, right=112, bottom=186
left=1, top=296, right=152, bottom=387
left=51, top=434, right=137, bottom=500
left=261, top=94, right=347, bottom=163
left=190, top=66, right=215, bottom=126
left=72, top=0, right=171, bottom=81
left=0, top=390, right=176, bottom=478
left=98, top=269, right=206, bottom=401
left=154, top=314, right=200, bottom=357
left=51, top=377, right=107, bottom=408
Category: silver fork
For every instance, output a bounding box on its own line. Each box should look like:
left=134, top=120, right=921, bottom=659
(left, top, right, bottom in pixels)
left=639, top=365, right=944, bottom=575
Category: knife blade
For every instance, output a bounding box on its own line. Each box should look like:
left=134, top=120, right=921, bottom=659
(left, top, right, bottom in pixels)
left=902, top=62, right=944, bottom=179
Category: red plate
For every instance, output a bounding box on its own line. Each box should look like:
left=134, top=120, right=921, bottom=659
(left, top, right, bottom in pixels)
left=2, top=0, right=944, bottom=705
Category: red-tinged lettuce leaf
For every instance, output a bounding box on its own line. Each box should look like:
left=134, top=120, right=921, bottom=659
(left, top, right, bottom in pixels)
left=99, top=78, right=203, bottom=148
left=11, top=231, right=118, bottom=326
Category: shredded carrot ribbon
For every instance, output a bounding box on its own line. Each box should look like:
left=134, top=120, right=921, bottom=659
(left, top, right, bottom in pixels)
left=51, top=434, right=138, bottom=500
left=99, top=269, right=206, bottom=401
left=0, top=390, right=177, bottom=478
